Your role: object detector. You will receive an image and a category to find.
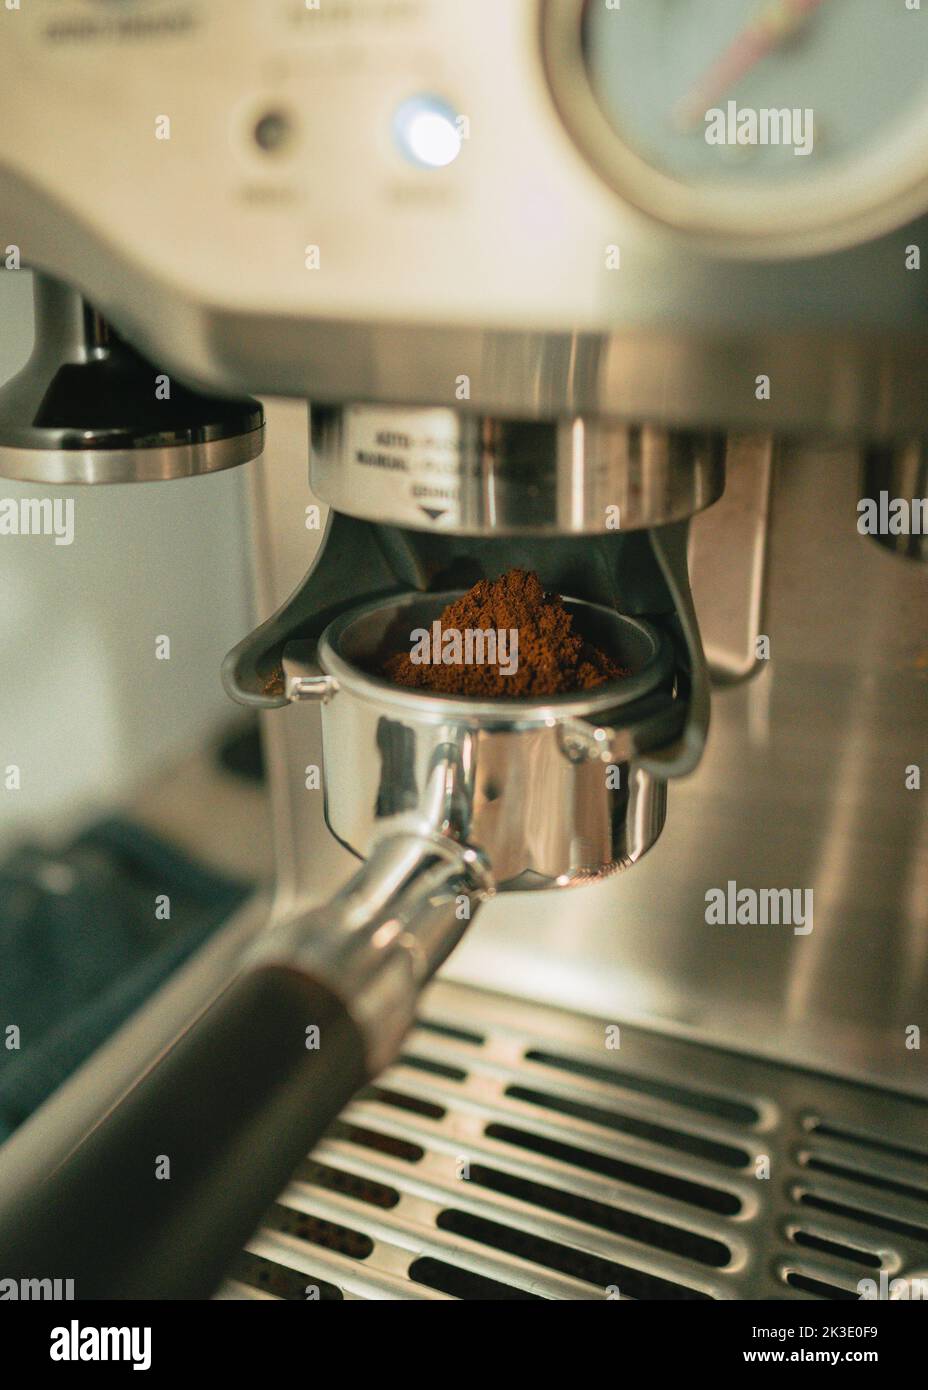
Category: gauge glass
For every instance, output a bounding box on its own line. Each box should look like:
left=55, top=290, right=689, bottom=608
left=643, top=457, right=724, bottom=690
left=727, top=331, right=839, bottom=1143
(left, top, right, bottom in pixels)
left=546, top=0, right=928, bottom=253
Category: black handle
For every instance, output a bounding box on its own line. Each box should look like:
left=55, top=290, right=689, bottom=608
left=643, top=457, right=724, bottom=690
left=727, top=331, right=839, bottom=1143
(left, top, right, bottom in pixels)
left=0, top=964, right=369, bottom=1299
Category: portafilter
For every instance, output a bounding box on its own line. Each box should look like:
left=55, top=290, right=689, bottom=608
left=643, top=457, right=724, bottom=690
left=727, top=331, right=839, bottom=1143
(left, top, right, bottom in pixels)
left=0, top=592, right=684, bottom=1298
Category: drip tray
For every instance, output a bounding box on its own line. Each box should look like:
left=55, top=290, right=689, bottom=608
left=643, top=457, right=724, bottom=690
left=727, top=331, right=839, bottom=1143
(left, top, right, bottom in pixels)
left=216, top=982, right=928, bottom=1301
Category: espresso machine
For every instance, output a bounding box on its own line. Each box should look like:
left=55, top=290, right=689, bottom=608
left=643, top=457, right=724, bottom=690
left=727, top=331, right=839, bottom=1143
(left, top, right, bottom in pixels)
left=0, top=0, right=926, bottom=1302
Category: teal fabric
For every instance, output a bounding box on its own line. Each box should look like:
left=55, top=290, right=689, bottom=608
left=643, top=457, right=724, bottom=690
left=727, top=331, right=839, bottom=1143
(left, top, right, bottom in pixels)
left=0, top=817, right=250, bottom=1142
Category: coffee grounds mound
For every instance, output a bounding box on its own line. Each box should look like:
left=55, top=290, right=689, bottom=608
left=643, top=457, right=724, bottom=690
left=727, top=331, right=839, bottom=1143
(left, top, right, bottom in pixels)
left=383, top=568, right=627, bottom=698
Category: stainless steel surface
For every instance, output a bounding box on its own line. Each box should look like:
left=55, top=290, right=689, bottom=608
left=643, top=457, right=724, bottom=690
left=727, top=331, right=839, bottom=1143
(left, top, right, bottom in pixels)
left=311, top=404, right=725, bottom=535
left=254, top=443, right=928, bottom=1097
left=0, top=433, right=266, bottom=486
left=862, top=441, right=928, bottom=563
left=0, top=275, right=265, bottom=484
left=219, top=980, right=928, bottom=1300
left=689, top=435, right=774, bottom=684
left=0, top=0, right=923, bottom=1311
left=309, top=592, right=676, bottom=888
left=284, top=667, right=339, bottom=704
left=252, top=835, right=490, bottom=1076
left=0, top=424, right=921, bottom=1292
left=5, top=5, right=928, bottom=436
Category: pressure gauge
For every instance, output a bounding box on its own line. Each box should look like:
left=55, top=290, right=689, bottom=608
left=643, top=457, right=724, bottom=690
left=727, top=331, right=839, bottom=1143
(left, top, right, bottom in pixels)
left=543, top=0, right=928, bottom=257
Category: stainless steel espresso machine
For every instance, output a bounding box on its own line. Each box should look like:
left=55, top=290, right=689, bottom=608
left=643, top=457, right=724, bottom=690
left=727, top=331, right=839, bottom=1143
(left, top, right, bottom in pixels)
left=0, top=0, right=926, bottom=1303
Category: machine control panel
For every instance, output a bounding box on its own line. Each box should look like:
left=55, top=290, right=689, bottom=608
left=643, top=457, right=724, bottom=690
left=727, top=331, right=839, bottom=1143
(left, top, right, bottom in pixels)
left=3, top=1, right=928, bottom=434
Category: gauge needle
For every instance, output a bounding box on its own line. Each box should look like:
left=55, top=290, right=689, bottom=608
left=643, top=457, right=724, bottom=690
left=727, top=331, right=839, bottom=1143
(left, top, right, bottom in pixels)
left=673, top=0, right=831, bottom=132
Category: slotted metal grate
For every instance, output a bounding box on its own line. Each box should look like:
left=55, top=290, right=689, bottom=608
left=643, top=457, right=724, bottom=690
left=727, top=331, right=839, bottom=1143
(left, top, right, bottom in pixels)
left=216, top=982, right=928, bottom=1301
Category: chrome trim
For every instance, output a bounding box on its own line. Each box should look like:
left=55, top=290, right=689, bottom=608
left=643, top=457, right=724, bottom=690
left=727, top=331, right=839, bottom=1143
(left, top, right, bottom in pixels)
left=311, top=593, right=676, bottom=887
left=224, top=980, right=928, bottom=1300
left=311, top=403, right=725, bottom=535
left=0, top=428, right=265, bottom=485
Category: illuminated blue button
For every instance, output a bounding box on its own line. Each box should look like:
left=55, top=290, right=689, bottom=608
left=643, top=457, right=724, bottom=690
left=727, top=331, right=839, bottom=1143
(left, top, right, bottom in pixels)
left=393, top=95, right=462, bottom=169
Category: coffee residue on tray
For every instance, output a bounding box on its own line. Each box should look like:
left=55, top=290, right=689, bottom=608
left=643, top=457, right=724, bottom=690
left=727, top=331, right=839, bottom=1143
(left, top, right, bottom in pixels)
left=382, top=568, right=627, bottom=698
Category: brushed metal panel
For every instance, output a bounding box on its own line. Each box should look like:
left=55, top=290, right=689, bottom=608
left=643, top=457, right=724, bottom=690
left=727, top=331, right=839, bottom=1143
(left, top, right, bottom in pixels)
left=255, top=439, right=927, bottom=1092
left=223, top=980, right=928, bottom=1300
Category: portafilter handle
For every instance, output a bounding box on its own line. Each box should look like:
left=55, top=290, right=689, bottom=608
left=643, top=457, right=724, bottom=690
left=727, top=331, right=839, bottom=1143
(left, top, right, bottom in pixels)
left=0, top=832, right=491, bottom=1300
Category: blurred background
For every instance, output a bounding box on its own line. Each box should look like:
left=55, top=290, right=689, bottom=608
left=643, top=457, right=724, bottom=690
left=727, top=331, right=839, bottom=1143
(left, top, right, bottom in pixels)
left=0, top=270, right=283, bottom=1143
left=0, top=269, right=256, bottom=852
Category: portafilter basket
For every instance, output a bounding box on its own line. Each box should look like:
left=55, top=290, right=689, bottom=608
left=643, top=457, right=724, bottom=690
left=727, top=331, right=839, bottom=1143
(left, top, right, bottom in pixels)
left=0, top=592, right=686, bottom=1299
left=308, top=590, right=677, bottom=888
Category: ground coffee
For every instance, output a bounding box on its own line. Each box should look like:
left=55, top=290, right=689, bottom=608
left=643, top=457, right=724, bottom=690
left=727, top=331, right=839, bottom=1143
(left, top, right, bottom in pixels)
left=383, top=568, right=626, bottom=698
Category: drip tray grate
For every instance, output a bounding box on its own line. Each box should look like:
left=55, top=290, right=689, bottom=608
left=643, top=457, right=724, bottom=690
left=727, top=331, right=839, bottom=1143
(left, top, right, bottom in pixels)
left=216, top=981, right=928, bottom=1301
